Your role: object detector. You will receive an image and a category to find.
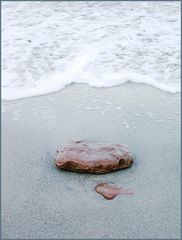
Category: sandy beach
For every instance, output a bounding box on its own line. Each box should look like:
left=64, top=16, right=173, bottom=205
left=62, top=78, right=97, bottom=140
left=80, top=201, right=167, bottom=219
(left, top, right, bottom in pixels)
left=2, top=83, right=180, bottom=239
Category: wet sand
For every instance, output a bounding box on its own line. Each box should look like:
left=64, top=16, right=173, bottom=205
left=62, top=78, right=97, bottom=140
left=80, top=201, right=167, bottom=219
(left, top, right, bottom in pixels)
left=2, top=83, right=180, bottom=239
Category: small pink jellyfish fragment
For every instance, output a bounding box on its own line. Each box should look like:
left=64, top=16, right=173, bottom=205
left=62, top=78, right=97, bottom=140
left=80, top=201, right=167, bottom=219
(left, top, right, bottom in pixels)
left=94, top=183, right=134, bottom=200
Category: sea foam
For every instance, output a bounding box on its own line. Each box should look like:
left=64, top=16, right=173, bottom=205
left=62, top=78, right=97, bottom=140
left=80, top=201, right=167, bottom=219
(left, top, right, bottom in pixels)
left=2, top=1, right=180, bottom=100
left=2, top=54, right=180, bottom=100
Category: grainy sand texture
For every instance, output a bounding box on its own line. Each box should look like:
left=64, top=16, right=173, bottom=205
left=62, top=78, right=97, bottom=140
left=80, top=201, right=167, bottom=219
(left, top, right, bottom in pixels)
left=2, top=84, right=180, bottom=239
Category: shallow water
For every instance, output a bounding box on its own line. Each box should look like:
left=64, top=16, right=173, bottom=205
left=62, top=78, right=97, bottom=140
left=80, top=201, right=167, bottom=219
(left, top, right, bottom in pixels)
left=2, top=1, right=180, bottom=100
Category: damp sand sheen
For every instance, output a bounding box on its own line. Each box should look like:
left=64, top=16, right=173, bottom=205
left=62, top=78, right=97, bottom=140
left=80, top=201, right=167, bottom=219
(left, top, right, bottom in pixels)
left=1, top=1, right=180, bottom=239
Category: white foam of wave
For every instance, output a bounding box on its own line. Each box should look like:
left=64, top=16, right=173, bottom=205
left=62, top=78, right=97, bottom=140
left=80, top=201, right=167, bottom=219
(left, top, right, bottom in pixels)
left=2, top=54, right=180, bottom=100
left=2, top=2, right=180, bottom=100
